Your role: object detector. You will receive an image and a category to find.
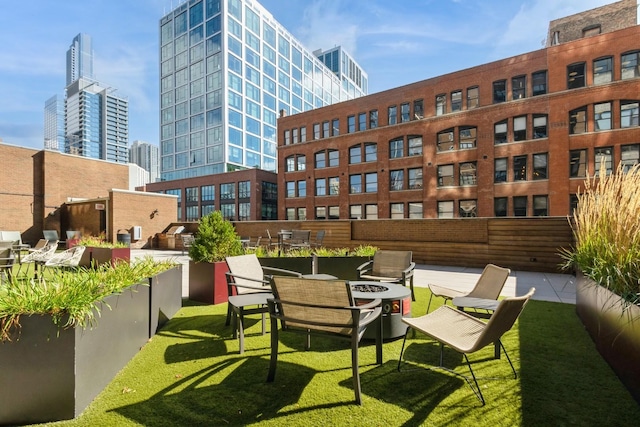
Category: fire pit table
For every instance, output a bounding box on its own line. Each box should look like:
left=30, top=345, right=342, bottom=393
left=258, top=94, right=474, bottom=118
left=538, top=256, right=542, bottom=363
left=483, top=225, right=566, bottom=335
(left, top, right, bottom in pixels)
left=350, top=281, right=412, bottom=340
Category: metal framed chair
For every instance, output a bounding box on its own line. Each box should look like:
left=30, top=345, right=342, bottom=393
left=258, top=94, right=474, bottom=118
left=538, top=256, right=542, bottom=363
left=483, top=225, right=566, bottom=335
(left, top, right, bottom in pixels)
left=267, top=276, right=383, bottom=405
left=0, top=247, right=15, bottom=284
left=398, top=288, right=536, bottom=405
left=357, top=250, right=416, bottom=301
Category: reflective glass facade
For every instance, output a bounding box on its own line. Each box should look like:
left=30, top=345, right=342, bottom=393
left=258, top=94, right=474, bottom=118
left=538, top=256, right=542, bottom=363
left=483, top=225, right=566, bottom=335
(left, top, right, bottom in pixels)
left=159, top=0, right=367, bottom=181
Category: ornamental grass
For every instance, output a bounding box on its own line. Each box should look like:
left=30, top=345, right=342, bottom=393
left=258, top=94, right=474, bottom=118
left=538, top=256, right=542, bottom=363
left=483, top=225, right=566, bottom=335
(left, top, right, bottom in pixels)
left=560, top=163, right=640, bottom=303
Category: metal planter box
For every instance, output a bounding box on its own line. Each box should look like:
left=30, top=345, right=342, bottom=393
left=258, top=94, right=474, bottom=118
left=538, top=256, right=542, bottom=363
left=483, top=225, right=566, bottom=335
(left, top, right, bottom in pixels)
left=188, top=260, right=229, bottom=304
left=149, top=265, right=183, bottom=337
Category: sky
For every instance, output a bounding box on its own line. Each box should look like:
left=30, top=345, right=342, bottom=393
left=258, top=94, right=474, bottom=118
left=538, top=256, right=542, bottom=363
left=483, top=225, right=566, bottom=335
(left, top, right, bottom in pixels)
left=0, top=0, right=619, bottom=150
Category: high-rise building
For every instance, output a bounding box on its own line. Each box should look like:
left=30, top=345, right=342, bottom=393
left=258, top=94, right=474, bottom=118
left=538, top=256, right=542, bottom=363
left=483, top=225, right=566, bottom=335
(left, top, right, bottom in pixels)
left=44, top=94, right=65, bottom=151
left=65, top=77, right=129, bottom=163
left=66, top=33, right=94, bottom=86
left=158, top=0, right=368, bottom=181
left=130, top=140, right=160, bottom=183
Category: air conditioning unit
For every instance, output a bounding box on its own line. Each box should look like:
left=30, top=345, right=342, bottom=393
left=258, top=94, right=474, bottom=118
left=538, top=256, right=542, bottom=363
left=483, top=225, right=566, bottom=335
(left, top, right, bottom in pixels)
left=133, top=226, right=142, bottom=240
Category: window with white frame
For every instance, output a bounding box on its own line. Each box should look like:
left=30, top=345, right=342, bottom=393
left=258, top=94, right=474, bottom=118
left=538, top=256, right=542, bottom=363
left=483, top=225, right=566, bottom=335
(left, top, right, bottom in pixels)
left=388, top=105, right=397, bottom=125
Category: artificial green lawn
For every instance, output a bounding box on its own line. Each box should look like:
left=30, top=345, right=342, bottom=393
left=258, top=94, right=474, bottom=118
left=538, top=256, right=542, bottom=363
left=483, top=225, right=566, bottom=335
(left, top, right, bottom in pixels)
left=39, top=288, right=639, bottom=427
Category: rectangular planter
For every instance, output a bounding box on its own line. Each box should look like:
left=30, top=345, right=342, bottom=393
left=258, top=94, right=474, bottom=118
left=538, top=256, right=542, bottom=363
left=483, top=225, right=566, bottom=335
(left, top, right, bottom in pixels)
left=149, top=265, right=183, bottom=337
left=258, top=257, right=313, bottom=275
left=79, top=246, right=131, bottom=268
left=0, top=283, right=150, bottom=425
left=317, top=256, right=371, bottom=280
left=576, top=271, right=640, bottom=404
left=188, top=260, right=229, bottom=304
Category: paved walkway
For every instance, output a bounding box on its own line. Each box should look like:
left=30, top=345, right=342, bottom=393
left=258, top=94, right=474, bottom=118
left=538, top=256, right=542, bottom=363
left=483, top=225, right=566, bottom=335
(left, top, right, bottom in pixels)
left=132, top=249, right=576, bottom=305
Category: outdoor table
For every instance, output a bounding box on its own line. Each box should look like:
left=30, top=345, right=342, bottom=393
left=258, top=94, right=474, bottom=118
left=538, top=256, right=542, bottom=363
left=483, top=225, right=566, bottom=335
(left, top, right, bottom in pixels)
left=349, top=281, right=412, bottom=340
left=301, top=273, right=337, bottom=280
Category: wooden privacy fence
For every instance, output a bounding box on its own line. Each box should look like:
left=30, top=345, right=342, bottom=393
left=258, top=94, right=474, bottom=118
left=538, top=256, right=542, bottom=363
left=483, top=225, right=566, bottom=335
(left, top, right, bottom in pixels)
left=230, top=217, right=573, bottom=273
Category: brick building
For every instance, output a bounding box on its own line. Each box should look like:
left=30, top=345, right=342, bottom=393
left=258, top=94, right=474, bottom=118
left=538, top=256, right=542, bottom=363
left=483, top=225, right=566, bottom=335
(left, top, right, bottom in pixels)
left=141, top=168, right=278, bottom=222
left=277, top=1, right=640, bottom=220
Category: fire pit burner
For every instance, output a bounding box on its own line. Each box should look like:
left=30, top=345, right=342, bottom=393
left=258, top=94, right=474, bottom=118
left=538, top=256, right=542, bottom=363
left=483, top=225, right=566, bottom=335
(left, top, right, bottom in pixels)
left=352, top=284, right=389, bottom=293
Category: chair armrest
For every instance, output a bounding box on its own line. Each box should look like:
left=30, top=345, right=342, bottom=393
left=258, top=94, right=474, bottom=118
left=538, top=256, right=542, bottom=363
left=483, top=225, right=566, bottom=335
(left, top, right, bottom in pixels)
left=225, top=271, right=270, bottom=286
left=356, top=260, right=372, bottom=272
left=262, top=266, right=302, bottom=277
left=356, top=305, right=383, bottom=329
left=402, top=262, right=416, bottom=277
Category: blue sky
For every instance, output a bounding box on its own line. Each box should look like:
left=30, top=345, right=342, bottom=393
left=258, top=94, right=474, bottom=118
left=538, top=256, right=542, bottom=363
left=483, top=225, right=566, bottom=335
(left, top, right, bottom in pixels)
left=0, top=0, right=617, bottom=150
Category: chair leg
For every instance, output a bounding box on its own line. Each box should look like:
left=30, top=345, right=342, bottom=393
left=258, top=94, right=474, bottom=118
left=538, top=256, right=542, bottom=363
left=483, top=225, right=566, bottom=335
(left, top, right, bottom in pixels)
left=397, top=329, right=410, bottom=371
left=375, top=313, right=383, bottom=365
left=352, top=336, right=362, bottom=405
left=499, top=340, right=517, bottom=379
left=462, top=353, right=485, bottom=406
left=237, top=309, right=245, bottom=354
left=267, top=316, right=279, bottom=382
left=409, top=277, right=415, bottom=301
left=426, top=293, right=434, bottom=313
left=225, top=303, right=232, bottom=326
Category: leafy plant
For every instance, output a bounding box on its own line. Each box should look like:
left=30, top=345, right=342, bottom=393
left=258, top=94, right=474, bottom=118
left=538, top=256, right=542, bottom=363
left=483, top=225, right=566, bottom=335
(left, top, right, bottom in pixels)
left=78, top=233, right=129, bottom=248
left=559, top=163, right=640, bottom=303
left=249, top=244, right=378, bottom=258
left=0, top=257, right=177, bottom=341
left=188, top=211, right=243, bottom=263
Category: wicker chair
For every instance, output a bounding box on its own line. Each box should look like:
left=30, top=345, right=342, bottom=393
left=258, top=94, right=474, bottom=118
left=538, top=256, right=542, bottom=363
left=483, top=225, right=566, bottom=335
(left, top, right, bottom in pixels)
left=44, top=246, right=86, bottom=271
left=426, top=264, right=511, bottom=313
left=267, top=276, right=383, bottom=404
left=398, top=288, right=535, bottom=405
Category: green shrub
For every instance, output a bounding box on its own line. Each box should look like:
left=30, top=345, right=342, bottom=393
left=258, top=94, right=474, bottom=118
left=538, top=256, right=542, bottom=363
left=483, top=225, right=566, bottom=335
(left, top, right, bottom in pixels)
left=560, top=164, right=640, bottom=303
left=188, top=211, right=243, bottom=263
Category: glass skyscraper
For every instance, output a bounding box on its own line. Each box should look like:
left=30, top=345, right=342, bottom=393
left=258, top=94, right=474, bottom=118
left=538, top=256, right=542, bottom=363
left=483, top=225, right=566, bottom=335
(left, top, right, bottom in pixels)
left=130, top=140, right=160, bottom=183
left=159, top=0, right=368, bottom=181
left=66, top=33, right=94, bottom=86
left=44, top=94, right=65, bottom=151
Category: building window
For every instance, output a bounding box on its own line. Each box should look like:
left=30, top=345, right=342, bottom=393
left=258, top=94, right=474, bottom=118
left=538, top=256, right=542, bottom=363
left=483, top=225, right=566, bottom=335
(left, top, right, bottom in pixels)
left=186, top=205, right=199, bottom=221
left=594, top=102, right=612, bottom=131
left=201, top=204, right=214, bottom=217
left=570, top=149, right=587, bottom=178
left=459, top=162, right=477, bottom=185
left=220, top=183, right=235, bottom=199
left=390, top=170, right=404, bottom=191
left=328, top=206, right=339, bottom=219
left=593, top=57, right=613, bottom=85
left=332, top=119, right=340, bottom=136
left=437, top=129, right=454, bottom=151
left=286, top=181, right=295, bottom=198
left=313, top=123, right=320, bottom=139
left=621, top=51, right=640, bottom=79
left=238, top=181, right=250, bottom=198
left=358, top=112, right=367, bottom=131
left=315, top=206, right=326, bottom=219
left=300, top=126, right=306, bottom=142
left=315, top=151, right=326, bottom=168
left=365, top=143, right=377, bottom=162
left=459, top=200, right=477, bottom=217
left=220, top=203, right=235, bottom=220
left=408, top=168, right=423, bottom=189
left=322, top=121, right=330, bottom=138
left=513, top=116, right=527, bottom=141
left=513, top=196, right=527, bottom=216
left=365, top=173, right=378, bottom=193
left=401, top=103, right=410, bottom=122
left=437, top=201, right=454, bottom=218
left=459, top=127, right=476, bottom=149
left=582, top=24, right=601, bottom=37
left=186, top=186, right=198, bottom=202
left=390, top=137, right=404, bottom=158
left=285, top=156, right=295, bottom=172
left=621, top=101, right=639, bottom=128
left=414, top=99, right=424, bottom=119
left=494, top=197, right=507, bottom=217
left=532, top=70, right=547, bottom=95
left=328, top=149, right=339, bottom=167
left=390, top=203, right=404, bottom=219
left=595, top=147, right=612, bottom=175
left=369, top=109, right=378, bottom=128
left=512, top=75, right=526, bottom=99
left=238, top=202, right=250, bottom=221
left=451, top=90, right=462, bottom=112
left=514, top=155, right=527, bottom=181
left=349, top=174, right=362, bottom=193
left=328, top=177, right=339, bottom=195
left=201, top=185, right=215, bottom=201
left=297, top=155, right=306, bottom=171
left=365, top=204, right=378, bottom=219
left=286, top=208, right=295, bottom=220
left=297, top=180, right=306, bottom=197
left=349, top=145, right=361, bottom=164
left=347, top=115, right=356, bottom=133
left=493, top=80, right=506, bottom=103
left=621, top=144, right=640, bottom=172
left=388, top=105, right=397, bottom=125
left=567, top=62, right=586, bottom=89
left=436, top=94, right=446, bottom=116
left=570, top=194, right=579, bottom=216
left=533, top=114, right=548, bottom=138
left=408, top=136, right=422, bottom=156
left=495, top=158, right=507, bottom=183
left=408, top=202, right=423, bottom=218
left=533, top=153, right=548, bottom=180
left=494, top=120, right=508, bottom=144
left=284, top=130, right=290, bottom=145
left=438, top=164, right=454, bottom=186
left=292, top=128, right=299, bottom=144
left=315, top=178, right=327, bottom=196
left=467, top=86, right=479, bottom=109
left=533, top=196, right=548, bottom=216
left=569, top=107, right=587, bottom=134
left=350, top=204, right=362, bottom=219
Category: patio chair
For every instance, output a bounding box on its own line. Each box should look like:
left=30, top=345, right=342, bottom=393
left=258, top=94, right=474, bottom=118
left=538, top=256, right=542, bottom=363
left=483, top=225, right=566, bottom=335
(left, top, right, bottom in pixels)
left=0, top=247, right=15, bottom=284
left=311, top=230, right=326, bottom=248
left=267, top=276, right=383, bottom=405
left=398, top=287, right=535, bottom=405
left=44, top=246, right=86, bottom=271
left=225, top=254, right=302, bottom=354
left=243, top=236, right=262, bottom=251
left=265, top=230, right=280, bottom=251
left=426, top=264, right=511, bottom=313
left=18, top=239, right=59, bottom=278
left=357, top=250, right=416, bottom=301
left=180, top=234, right=194, bottom=255
left=283, top=230, right=311, bottom=251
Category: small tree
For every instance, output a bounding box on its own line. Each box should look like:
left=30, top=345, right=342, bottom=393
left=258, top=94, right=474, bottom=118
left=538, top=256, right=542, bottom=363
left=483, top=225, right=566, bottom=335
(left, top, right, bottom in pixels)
left=188, top=211, right=243, bottom=263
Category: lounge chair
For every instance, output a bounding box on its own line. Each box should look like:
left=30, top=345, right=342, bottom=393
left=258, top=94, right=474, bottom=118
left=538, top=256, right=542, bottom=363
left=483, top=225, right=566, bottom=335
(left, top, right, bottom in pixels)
left=357, top=250, right=416, bottom=301
left=426, top=264, right=511, bottom=313
left=267, top=276, right=383, bottom=404
left=44, top=246, right=86, bottom=271
left=398, top=288, right=536, bottom=405
left=225, top=254, right=302, bottom=354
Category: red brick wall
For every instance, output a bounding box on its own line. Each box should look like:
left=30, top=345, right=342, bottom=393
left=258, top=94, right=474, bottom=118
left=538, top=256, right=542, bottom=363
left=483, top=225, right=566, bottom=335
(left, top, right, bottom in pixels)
left=0, top=144, right=38, bottom=242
